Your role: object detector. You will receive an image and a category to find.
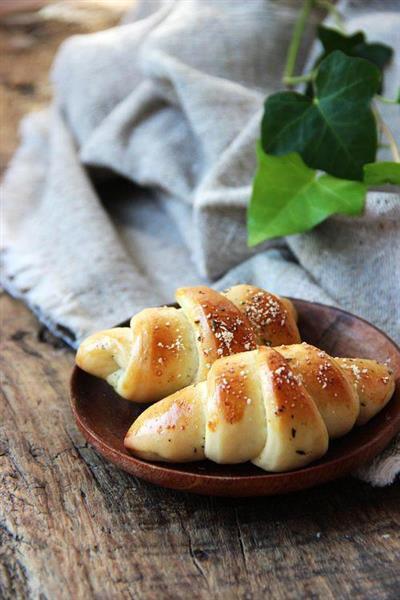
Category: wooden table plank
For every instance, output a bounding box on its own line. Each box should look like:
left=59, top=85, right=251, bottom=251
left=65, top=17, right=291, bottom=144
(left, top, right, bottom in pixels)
left=0, top=292, right=399, bottom=599
left=0, top=1, right=127, bottom=175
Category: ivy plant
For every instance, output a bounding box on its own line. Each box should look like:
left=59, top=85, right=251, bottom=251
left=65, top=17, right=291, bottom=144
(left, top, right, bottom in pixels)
left=248, top=0, right=399, bottom=245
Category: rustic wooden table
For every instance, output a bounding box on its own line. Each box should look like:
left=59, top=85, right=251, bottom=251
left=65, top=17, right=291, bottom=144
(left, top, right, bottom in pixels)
left=1, top=5, right=399, bottom=599
left=1, top=294, right=400, bottom=598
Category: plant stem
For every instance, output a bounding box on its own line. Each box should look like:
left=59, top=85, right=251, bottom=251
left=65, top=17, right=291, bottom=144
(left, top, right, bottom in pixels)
left=373, top=105, right=400, bottom=163
left=283, top=0, right=314, bottom=87
left=376, top=94, right=399, bottom=105
left=315, top=0, right=346, bottom=32
left=283, top=71, right=315, bottom=86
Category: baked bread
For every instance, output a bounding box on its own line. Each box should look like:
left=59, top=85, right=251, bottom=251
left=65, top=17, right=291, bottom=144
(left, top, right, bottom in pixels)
left=124, top=343, right=395, bottom=472
left=76, top=285, right=300, bottom=403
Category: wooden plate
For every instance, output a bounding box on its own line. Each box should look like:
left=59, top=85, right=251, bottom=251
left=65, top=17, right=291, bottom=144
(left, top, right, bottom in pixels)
left=70, top=300, right=400, bottom=497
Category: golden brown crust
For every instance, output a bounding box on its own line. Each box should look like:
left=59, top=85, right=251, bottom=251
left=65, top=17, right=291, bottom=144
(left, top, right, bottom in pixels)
left=205, top=351, right=266, bottom=464
left=261, top=347, right=318, bottom=426
left=336, top=357, right=395, bottom=425
left=224, top=284, right=300, bottom=346
left=214, top=368, right=248, bottom=425
left=206, top=355, right=254, bottom=427
left=277, top=344, right=359, bottom=438
left=125, top=344, right=395, bottom=472
left=254, top=347, right=329, bottom=471
left=175, top=286, right=257, bottom=380
left=120, top=307, right=197, bottom=402
left=124, top=384, right=206, bottom=462
left=77, top=284, right=298, bottom=403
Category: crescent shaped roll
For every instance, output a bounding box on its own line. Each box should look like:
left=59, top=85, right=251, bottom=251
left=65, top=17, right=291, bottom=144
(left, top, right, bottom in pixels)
left=124, top=343, right=395, bottom=472
left=76, top=285, right=300, bottom=403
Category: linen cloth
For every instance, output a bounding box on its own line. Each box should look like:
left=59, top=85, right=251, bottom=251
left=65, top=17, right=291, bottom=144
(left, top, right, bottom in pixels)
left=1, top=0, right=399, bottom=485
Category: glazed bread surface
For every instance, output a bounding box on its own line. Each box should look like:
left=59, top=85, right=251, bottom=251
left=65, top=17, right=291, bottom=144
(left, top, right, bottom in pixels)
left=76, top=285, right=300, bottom=403
left=124, top=343, right=395, bottom=472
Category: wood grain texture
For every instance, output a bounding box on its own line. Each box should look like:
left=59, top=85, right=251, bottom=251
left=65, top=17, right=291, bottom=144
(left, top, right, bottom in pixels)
left=1, top=292, right=399, bottom=599
left=0, top=1, right=125, bottom=175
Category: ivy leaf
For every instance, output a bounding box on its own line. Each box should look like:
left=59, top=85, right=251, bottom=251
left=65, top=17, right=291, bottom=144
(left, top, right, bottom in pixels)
left=317, top=26, right=393, bottom=73
left=364, top=162, right=400, bottom=186
left=247, top=146, right=366, bottom=245
left=305, top=27, right=392, bottom=96
left=262, top=51, right=380, bottom=181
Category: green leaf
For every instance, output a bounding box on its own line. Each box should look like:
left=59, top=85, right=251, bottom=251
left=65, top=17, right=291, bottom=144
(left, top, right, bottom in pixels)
left=364, top=162, right=400, bottom=186
left=262, top=51, right=380, bottom=180
left=305, top=26, right=393, bottom=96
left=247, top=146, right=366, bottom=245
left=317, top=26, right=393, bottom=73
